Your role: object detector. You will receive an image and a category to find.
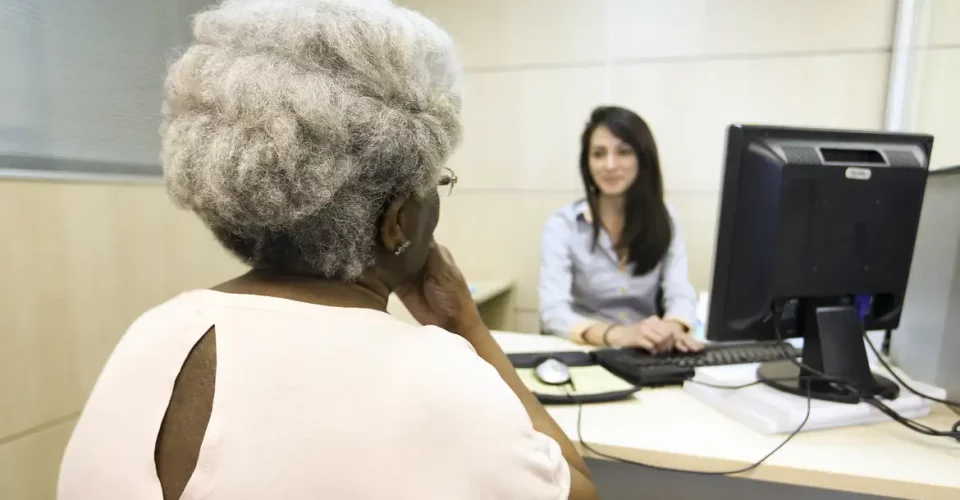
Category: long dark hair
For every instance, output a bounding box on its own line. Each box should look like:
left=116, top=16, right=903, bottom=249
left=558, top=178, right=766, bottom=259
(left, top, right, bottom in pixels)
left=579, top=106, right=672, bottom=276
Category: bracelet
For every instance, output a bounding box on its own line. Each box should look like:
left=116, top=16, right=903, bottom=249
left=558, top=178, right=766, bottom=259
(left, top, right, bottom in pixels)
left=601, top=325, right=617, bottom=347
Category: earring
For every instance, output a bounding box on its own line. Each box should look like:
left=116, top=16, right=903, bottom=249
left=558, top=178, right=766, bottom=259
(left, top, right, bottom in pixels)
left=394, top=241, right=411, bottom=256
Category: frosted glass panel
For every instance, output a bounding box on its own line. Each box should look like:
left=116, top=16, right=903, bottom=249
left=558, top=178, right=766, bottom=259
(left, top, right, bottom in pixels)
left=0, top=0, right=213, bottom=178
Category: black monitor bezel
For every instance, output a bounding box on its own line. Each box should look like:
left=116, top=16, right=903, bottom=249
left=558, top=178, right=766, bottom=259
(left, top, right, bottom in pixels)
left=706, top=125, right=934, bottom=342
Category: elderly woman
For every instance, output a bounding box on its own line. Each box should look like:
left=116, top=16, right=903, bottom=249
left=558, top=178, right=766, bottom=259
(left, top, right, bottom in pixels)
left=57, top=1, right=596, bottom=499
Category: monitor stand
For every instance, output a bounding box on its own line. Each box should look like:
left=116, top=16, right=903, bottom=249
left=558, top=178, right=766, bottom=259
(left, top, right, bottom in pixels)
left=757, top=305, right=899, bottom=404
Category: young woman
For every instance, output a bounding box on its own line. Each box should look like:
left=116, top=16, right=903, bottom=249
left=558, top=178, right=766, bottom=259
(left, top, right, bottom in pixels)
left=539, top=106, right=704, bottom=354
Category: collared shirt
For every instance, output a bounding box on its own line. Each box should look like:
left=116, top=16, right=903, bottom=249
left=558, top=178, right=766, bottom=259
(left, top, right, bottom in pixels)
left=539, top=199, right=697, bottom=342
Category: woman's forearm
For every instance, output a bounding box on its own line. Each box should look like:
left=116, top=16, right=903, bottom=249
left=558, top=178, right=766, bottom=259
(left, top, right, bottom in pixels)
left=452, top=316, right=598, bottom=499
left=581, top=323, right=613, bottom=346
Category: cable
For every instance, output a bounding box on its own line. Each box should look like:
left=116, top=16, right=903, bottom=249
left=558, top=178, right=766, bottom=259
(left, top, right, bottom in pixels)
left=771, top=308, right=960, bottom=442
left=562, top=382, right=813, bottom=476
left=685, top=379, right=764, bottom=390
left=861, top=397, right=959, bottom=438
left=861, top=331, right=960, bottom=442
left=686, top=377, right=818, bottom=391
left=863, top=332, right=960, bottom=410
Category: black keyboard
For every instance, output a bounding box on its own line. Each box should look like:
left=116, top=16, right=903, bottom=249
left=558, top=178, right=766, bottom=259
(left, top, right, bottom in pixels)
left=597, top=341, right=801, bottom=369
left=592, top=341, right=801, bottom=387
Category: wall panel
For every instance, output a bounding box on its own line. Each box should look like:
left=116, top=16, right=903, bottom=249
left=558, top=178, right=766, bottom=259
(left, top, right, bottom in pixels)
left=450, top=68, right=608, bottom=191
left=609, top=0, right=895, bottom=60
left=0, top=418, right=76, bottom=500
left=611, top=53, right=890, bottom=191
left=0, top=181, right=243, bottom=439
left=400, top=0, right=608, bottom=69
left=913, top=49, right=960, bottom=168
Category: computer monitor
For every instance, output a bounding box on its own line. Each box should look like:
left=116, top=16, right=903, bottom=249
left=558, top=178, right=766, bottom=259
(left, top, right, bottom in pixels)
left=706, top=125, right=933, bottom=404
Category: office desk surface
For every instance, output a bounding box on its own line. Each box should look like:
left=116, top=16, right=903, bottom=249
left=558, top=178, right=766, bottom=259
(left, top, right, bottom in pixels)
left=468, top=280, right=515, bottom=304
left=494, top=332, right=960, bottom=500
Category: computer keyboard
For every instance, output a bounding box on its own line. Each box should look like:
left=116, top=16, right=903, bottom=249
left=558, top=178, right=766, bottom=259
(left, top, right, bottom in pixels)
left=598, top=341, right=801, bottom=369
left=506, top=341, right=802, bottom=388
left=592, top=341, right=801, bottom=387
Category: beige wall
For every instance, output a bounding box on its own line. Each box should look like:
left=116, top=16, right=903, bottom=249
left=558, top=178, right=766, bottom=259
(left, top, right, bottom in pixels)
left=403, top=0, right=897, bottom=333
left=0, top=181, right=243, bottom=498
left=909, top=0, right=960, bottom=168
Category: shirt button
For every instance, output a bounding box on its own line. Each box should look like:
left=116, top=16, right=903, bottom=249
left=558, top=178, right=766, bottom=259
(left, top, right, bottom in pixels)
left=620, top=312, right=628, bottom=320
left=620, top=287, right=628, bottom=295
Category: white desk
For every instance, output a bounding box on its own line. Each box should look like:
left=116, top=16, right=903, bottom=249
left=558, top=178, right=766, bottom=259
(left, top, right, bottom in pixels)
left=388, top=280, right=515, bottom=330
left=494, top=332, right=960, bottom=500
left=466, top=279, right=515, bottom=304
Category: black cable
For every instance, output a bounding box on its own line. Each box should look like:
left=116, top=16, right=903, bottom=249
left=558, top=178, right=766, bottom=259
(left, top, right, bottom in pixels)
left=861, top=397, right=958, bottom=437
left=685, top=379, right=765, bottom=390
left=861, top=332, right=960, bottom=442
left=770, top=309, right=960, bottom=442
left=862, top=331, right=960, bottom=410
left=685, top=376, right=817, bottom=391
left=562, top=382, right=813, bottom=476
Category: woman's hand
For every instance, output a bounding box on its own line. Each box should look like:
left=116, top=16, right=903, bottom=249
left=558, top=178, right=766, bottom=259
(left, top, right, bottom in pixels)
left=395, top=242, right=482, bottom=332
left=607, top=317, right=675, bottom=353
left=607, top=317, right=705, bottom=354
left=662, top=319, right=705, bottom=353
left=671, top=331, right=705, bottom=353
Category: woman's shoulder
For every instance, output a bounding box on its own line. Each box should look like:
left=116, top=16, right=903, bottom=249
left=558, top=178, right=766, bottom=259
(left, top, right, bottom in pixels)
left=550, top=198, right=586, bottom=219
left=544, top=198, right=587, bottom=230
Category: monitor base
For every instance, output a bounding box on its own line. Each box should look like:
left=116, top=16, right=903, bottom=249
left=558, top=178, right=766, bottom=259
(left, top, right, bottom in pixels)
left=772, top=304, right=901, bottom=403
left=758, top=360, right=899, bottom=404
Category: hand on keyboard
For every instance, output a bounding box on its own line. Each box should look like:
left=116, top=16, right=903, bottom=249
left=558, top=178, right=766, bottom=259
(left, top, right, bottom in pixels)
left=671, top=330, right=705, bottom=353
left=607, top=317, right=704, bottom=354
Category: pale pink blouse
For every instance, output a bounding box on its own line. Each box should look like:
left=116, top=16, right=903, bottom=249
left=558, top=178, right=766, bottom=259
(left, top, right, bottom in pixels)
left=59, top=290, right=570, bottom=499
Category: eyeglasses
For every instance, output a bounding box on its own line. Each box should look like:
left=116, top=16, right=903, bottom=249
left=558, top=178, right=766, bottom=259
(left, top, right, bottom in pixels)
left=438, top=167, right=458, bottom=197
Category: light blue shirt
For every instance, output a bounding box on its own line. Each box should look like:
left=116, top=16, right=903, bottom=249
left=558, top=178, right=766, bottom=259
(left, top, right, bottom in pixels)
left=539, top=199, right=698, bottom=340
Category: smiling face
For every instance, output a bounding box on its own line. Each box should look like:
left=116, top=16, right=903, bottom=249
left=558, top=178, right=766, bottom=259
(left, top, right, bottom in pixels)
left=587, top=125, right=640, bottom=197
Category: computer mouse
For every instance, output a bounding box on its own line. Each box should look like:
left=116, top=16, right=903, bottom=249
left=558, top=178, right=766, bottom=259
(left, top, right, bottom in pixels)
left=534, top=358, right=572, bottom=386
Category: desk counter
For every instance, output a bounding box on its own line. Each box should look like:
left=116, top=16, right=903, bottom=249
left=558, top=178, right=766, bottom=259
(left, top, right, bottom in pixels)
left=494, top=332, right=960, bottom=500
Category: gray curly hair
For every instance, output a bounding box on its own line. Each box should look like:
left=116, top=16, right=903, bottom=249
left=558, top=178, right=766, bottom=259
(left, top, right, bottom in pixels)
left=161, top=0, right=461, bottom=280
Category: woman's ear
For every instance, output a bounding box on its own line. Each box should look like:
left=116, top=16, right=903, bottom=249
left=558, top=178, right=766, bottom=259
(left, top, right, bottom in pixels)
left=380, top=195, right=410, bottom=254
